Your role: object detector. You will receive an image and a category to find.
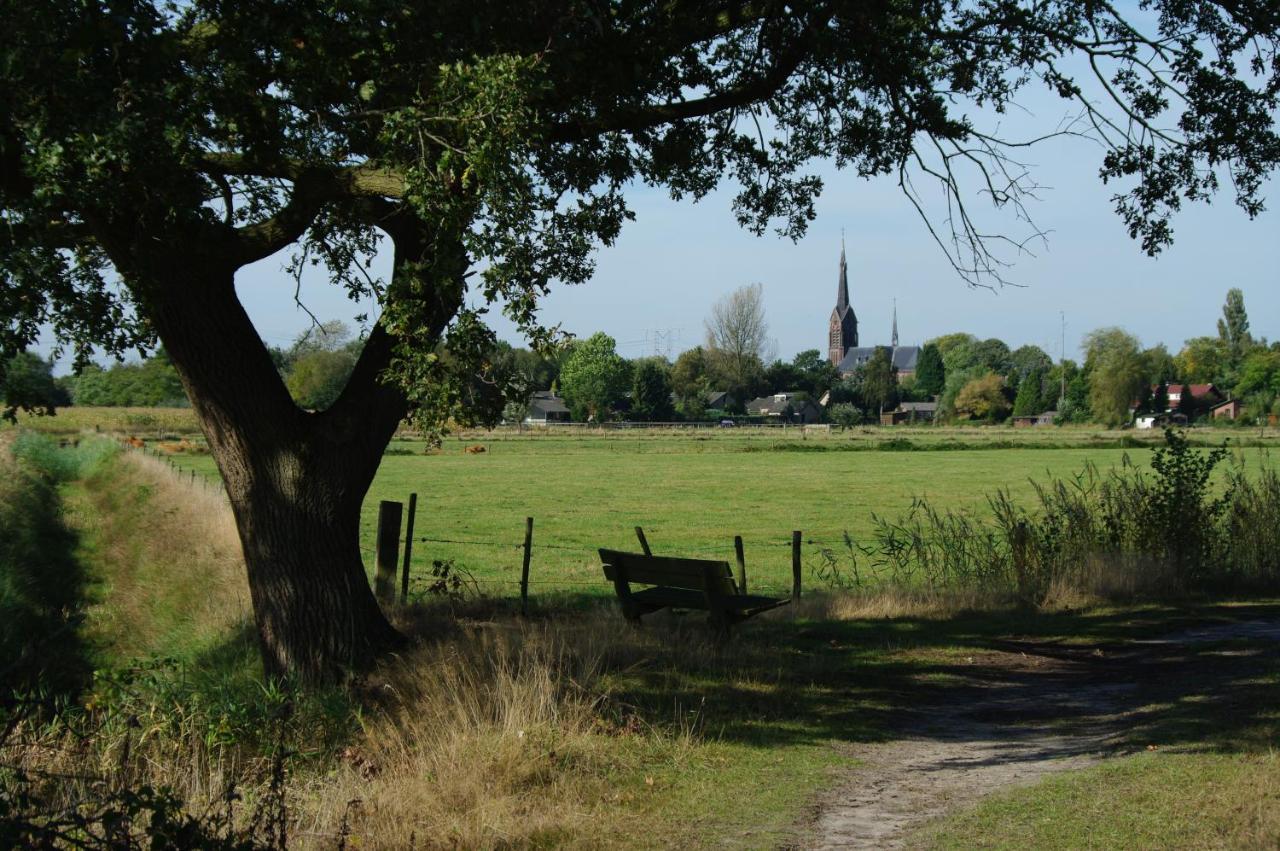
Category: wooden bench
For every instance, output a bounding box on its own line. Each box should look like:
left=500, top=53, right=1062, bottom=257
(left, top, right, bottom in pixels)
left=599, top=548, right=792, bottom=630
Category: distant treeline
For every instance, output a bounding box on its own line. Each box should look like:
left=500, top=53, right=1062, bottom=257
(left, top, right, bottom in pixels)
left=3, top=289, right=1276, bottom=428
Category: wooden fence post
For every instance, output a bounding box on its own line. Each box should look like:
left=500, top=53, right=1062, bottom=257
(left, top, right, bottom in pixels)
left=634, top=526, right=652, bottom=556
left=791, top=530, right=802, bottom=600
left=734, top=535, right=747, bottom=593
left=521, top=517, right=534, bottom=615
left=374, top=500, right=403, bottom=604
left=400, top=493, right=417, bottom=603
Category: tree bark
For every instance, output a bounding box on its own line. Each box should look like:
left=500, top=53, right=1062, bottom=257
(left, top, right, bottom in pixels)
left=111, top=216, right=463, bottom=682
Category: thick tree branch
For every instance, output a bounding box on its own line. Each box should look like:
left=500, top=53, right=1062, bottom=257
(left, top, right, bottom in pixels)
left=548, top=11, right=829, bottom=142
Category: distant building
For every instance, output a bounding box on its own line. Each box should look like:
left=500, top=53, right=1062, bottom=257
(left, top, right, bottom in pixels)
left=1164, top=383, right=1221, bottom=409
left=745, top=392, right=823, bottom=424
left=704, top=390, right=738, bottom=410
left=524, top=391, right=571, bottom=424
left=881, top=400, right=938, bottom=425
left=1012, top=410, right=1058, bottom=427
left=1212, top=399, right=1243, bottom=421
left=826, top=243, right=920, bottom=379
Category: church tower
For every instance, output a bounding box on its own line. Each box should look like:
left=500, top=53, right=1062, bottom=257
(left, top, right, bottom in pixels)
left=828, top=243, right=858, bottom=365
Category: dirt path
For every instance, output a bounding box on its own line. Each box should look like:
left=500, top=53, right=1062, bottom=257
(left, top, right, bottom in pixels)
left=805, top=620, right=1280, bottom=850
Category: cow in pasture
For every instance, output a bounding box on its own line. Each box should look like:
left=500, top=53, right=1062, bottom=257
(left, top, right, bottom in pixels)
left=464, top=444, right=487, bottom=454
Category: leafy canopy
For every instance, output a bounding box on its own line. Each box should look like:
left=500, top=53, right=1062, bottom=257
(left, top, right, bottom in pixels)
left=3, top=0, right=1279, bottom=424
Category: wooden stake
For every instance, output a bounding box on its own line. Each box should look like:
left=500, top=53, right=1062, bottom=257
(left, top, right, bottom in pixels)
left=521, top=516, right=534, bottom=615
left=791, top=530, right=802, bottom=600
left=374, top=500, right=403, bottom=604
left=634, top=526, right=652, bottom=556
left=734, top=535, right=747, bottom=593
left=400, top=493, right=417, bottom=603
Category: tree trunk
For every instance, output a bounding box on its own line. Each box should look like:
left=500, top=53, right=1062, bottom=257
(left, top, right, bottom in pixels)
left=95, top=207, right=465, bottom=682
left=126, top=257, right=418, bottom=682
left=146, top=265, right=408, bottom=679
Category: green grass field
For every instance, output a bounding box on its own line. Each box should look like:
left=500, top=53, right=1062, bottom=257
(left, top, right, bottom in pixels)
left=149, top=429, right=1279, bottom=601
left=8, top=425, right=1279, bottom=847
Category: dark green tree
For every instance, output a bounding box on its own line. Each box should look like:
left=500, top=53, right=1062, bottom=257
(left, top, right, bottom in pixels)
left=1011, top=367, right=1045, bottom=417
left=670, top=346, right=711, bottom=417
left=1009, top=345, right=1053, bottom=389
left=860, top=347, right=899, bottom=416
left=1217, top=288, right=1253, bottom=363
left=559, top=332, right=630, bottom=421
left=4, top=0, right=1277, bottom=679
left=914, top=343, right=946, bottom=397
left=791, top=349, right=842, bottom=398
left=630, top=358, right=674, bottom=421
left=2, top=351, right=67, bottom=414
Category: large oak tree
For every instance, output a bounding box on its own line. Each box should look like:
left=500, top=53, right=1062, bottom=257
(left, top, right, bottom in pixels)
left=4, top=0, right=1278, bottom=680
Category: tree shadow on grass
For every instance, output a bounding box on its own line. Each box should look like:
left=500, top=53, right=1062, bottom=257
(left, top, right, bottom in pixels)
left=0, top=469, right=95, bottom=710
left=505, top=593, right=1280, bottom=759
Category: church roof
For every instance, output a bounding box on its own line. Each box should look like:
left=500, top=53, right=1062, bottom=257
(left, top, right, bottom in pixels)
left=837, top=345, right=921, bottom=374
left=835, top=245, right=851, bottom=314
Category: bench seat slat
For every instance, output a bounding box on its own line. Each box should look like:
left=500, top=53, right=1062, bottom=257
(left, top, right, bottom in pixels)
left=600, top=547, right=790, bottom=628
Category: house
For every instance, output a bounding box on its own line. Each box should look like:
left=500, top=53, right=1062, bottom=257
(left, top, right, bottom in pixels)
left=745, top=392, right=823, bottom=424
left=1012, top=410, right=1058, bottom=427
left=704, top=390, right=737, bottom=410
left=523, top=391, right=571, bottom=424
left=1212, top=399, right=1243, bottom=420
left=880, top=400, right=938, bottom=425
left=1163, top=383, right=1221, bottom=410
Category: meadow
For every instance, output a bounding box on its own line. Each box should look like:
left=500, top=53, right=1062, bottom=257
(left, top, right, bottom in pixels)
left=4, top=418, right=1279, bottom=847
left=150, top=427, right=1279, bottom=600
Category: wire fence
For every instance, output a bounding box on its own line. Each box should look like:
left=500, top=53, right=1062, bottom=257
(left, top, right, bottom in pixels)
left=126, top=442, right=847, bottom=602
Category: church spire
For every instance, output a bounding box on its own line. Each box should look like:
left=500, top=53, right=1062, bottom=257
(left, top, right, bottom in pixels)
left=891, top=298, right=899, bottom=347
left=828, top=235, right=858, bottom=366
left=836, top=234, right=850, bottom=312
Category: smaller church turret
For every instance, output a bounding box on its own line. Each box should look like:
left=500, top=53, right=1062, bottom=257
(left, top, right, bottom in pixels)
left=828, top=244, right=858, bottom=365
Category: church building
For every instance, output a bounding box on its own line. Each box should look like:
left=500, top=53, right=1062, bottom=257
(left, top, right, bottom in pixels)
left=826, top=245, right=920, bottom=378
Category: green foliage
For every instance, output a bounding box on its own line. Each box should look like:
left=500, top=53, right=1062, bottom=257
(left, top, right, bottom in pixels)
left=954, top=373, right=1009, bottom=421
left=1008, top=345, right=1052, bottom=389
left=1217, top=288, right=1254, bottom=365
left=558, top=332, right=630, bottom=421
left=1176, top=336, right=1229, bottom=386
left=914, top=343, right=945, bottom=397
left=670, top=346, right=710, bottom=417
left=630, top=358, right=673, bottom=421
left=826, top=402, right=864, bottom=429
left=1140, top=344, right=1178, bottom=385
left=285, top=348, right=357, bottom=411
left=2, top=351, right=68, bottom=418
left=1084, top=327, right=1145, bottom=427
left=822, top=430, right=1278, bottom=603
left=68, top=351, right=186, bottom=408
left=858, top=347, right=899, bottom=414
left=1011, top=368, right=1045, bottom=417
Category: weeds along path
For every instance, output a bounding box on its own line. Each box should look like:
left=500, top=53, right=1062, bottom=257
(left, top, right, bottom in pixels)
left=805, top=619, right=1280, bottom=850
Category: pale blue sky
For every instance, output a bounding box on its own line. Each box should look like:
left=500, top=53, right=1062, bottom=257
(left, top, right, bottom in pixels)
left=238, top=137, right=1279, bottom=366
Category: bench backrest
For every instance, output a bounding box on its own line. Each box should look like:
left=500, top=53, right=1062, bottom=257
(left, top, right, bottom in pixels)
left=598, top=549, right=739, bottom=596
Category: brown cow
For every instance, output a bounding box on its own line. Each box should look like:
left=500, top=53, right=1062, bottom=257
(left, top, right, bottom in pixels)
left=463, top=444, right=487, bottom=454
left=126, top=436, right=145, bottom=449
